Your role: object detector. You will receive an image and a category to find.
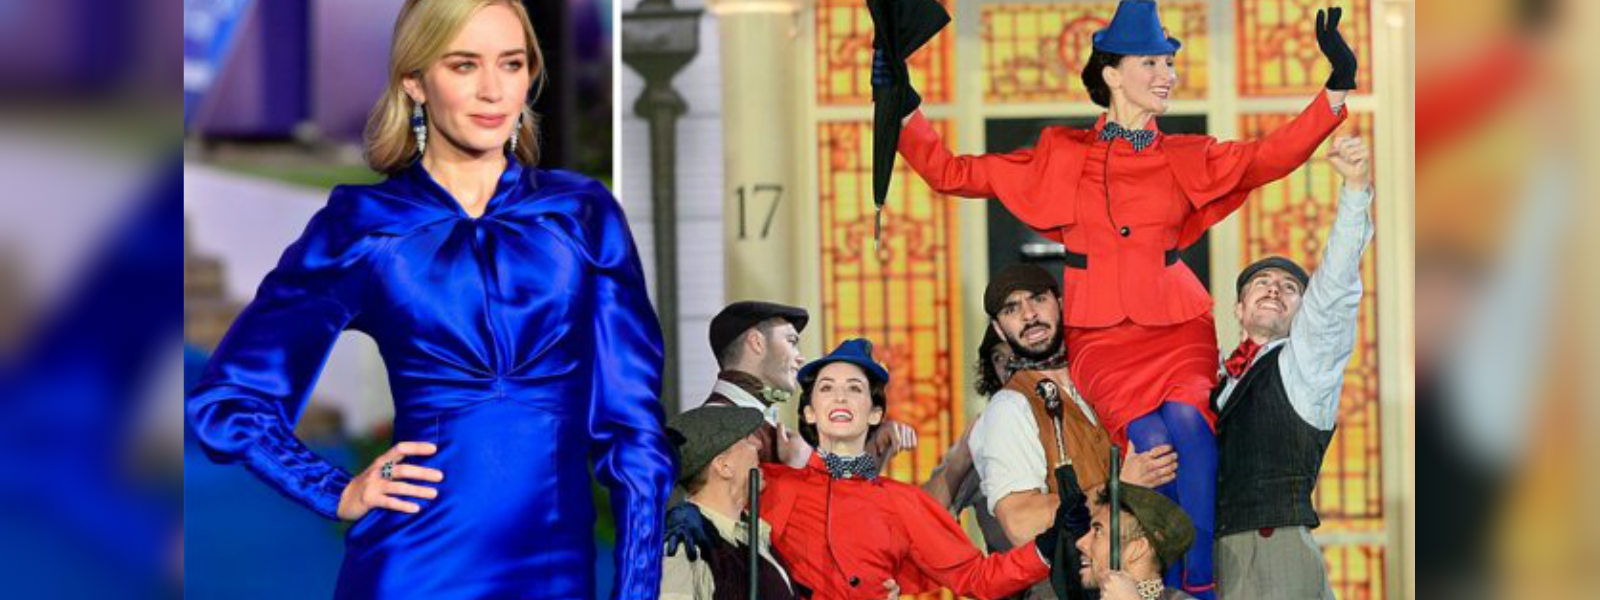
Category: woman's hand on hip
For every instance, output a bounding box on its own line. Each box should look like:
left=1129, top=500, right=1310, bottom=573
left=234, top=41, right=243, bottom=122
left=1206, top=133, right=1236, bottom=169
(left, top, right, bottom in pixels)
left=337, top=441, right=444, bottom=521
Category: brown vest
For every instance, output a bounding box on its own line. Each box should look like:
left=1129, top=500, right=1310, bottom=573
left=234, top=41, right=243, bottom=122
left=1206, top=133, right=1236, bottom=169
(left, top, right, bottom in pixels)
left=1003, top=370, right=1112, bottom=494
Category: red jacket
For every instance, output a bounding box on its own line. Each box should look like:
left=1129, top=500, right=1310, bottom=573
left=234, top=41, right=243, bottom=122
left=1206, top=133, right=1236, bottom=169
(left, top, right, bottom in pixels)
left=760, top=455, right=1049, bottom=599
left=897, top=91, right=1347, bottom=328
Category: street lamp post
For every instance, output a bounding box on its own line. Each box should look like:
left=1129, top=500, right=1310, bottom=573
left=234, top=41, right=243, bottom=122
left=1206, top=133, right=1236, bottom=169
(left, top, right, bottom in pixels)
left=622, top=0, right=702, bottom=415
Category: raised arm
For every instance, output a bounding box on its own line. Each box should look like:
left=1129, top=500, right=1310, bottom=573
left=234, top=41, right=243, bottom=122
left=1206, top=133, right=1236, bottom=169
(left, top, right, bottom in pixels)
left=1230, top=5, right=1359, bottom=192
left=1282, top=136, right=1374, bottom=431
left=896, top=110, right=1044, bottom=199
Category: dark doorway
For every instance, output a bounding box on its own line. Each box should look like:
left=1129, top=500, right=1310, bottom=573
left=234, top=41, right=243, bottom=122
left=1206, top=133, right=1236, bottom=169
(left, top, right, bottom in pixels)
left=983, top=115, right=1211, bottom=290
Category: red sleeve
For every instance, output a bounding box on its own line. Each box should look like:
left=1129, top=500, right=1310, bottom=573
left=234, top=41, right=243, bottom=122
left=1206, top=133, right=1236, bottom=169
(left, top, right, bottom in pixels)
left=758, top=463, right=801, bottom=538
left=1166, top=90, right=1347, bottom=246
left=897, top=110, right=1041, bottom=199
left=892, top=484, right=1049, bottom=599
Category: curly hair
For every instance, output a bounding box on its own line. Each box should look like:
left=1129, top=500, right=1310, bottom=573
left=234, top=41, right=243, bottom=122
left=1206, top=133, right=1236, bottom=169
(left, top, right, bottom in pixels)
left=973, top=326, right=1012, bottom=396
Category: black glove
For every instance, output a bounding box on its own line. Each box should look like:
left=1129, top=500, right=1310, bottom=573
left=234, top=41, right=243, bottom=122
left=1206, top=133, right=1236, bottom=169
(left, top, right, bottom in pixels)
left=1056, top=464, right=1091, bottom=536
left=1037, top=465, right=1095, bottom=600
left=1315, top=7, right=1358, bottom=90
left=663, top=502, right=714, bottom=562
left=1033, top=465, right=1084, bottom=555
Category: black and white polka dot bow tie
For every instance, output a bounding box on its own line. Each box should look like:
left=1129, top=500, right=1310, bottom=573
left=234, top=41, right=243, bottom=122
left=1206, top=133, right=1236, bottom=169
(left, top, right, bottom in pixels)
left=1099, top=121, right=1157, bottom=152
left=822, top=452, right=879, bottom=480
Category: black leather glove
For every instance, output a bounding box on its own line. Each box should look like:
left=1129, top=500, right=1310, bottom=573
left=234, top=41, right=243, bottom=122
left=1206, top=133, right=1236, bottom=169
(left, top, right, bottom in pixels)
left=663, top=502, right=714, bottom=562
left=1315, top=7, right=1358, bottom=90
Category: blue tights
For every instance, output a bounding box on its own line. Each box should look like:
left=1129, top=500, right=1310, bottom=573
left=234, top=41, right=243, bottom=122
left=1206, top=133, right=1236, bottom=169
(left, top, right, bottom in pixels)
left=1125, top=402, right=1216, bottom=599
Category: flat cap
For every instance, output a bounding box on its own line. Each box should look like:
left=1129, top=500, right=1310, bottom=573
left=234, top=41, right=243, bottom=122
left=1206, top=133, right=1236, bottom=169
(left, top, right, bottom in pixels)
left=666, top=406, right=767, bottom=485
left=709, top=301, right=809, bottom=359
left=984, top=264, right=1061, bottom=317
left=1116, top=484, right=1195, bottom=572
left=1235, top=256, right=1310, bottom=298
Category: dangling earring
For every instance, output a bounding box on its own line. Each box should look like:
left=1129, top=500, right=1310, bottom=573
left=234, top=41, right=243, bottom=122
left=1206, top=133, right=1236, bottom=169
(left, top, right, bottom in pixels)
left=508, top=113, right=522, bottom=153
left=412, top=102, right=427, bottom=157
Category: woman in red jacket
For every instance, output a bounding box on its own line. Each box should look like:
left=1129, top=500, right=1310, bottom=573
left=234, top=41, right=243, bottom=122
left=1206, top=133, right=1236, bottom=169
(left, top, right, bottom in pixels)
left=762, top=339, right=1071, bottom=599
left=874, top=2, right=1360, bottom=596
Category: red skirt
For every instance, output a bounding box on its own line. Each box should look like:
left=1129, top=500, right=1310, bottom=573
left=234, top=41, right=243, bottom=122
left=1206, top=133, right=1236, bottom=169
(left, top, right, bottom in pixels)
left=1066, top=313, right=1219, bottom=446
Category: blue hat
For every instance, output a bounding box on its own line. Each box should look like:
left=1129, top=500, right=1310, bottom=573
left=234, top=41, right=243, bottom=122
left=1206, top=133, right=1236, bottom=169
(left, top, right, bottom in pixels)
left=1092, top=0, right=1182, bottom=55
left=798, top=338, right=890, bottom=387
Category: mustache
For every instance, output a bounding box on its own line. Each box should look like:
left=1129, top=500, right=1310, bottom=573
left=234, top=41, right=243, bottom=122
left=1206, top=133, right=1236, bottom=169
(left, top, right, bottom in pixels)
left=1007, top=323, right=1064, bottom=360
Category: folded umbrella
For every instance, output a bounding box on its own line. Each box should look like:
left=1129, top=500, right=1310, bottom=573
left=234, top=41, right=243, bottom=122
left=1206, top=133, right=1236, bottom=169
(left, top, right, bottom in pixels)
left=866, top=0, right=949, bottom=243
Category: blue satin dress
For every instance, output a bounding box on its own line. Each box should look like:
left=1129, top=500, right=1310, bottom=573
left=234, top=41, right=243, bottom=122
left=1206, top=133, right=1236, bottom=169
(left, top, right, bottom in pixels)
left=186, top=158, right=675, bottom=599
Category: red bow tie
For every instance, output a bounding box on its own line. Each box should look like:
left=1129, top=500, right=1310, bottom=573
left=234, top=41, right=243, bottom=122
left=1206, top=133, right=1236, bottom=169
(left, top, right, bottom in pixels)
left=1224, top=339, right=1262, bottom=379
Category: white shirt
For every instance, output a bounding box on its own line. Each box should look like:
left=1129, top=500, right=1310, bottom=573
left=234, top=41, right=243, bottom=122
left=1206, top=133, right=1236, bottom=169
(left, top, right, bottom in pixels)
left=1215, top=186, right=1374, bottom=431
left=969, top=373, right=1100, bottom=514
left=711, top=378, right=783, bottom=426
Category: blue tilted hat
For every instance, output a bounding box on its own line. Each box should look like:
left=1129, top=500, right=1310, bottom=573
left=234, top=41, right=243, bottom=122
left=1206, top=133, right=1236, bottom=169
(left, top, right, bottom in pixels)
left=1092, top=0, right=1182, bottom=55
left=798, top=338, right=890, bottom=386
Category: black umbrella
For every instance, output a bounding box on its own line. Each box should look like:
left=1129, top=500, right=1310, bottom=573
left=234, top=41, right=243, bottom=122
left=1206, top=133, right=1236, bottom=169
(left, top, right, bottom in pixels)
left=866, top=0, right=949, bottom=243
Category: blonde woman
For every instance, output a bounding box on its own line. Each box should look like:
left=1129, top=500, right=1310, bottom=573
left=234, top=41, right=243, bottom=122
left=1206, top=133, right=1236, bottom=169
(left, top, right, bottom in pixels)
left=185, top=1, right=672, bottom=597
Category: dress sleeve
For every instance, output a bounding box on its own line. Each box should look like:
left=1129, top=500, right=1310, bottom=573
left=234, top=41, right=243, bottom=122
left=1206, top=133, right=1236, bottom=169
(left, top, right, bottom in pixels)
left=1170, top=90, right=1348, bottom=244
left=572, top=182, right=675, bottom=600
left=757, top=462, right=802, bottom=539
left=896, top=485, right=1050, bottom=599
left=896, top=111, right=1076, bottom=231
left=184, top=200, right=383, bottom=520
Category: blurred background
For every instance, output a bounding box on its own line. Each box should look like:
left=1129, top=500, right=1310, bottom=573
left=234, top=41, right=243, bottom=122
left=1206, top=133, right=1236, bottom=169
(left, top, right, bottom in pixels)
left=1413, top=0, right=1600, bottom=598
left=0, top=0, right=181, bottom=596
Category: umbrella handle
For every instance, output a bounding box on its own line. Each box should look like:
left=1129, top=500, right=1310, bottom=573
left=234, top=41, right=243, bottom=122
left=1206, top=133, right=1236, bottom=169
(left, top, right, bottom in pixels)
left=1109, top=444, right=1121, bottom=571
left=748, top=466, right=761, bottom=600
left=874, top=206, right=884, bottom=251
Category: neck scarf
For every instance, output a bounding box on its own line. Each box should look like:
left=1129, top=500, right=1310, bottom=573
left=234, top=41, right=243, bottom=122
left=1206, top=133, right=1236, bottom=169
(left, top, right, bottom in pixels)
left=820, top=451, right=879, bottom=480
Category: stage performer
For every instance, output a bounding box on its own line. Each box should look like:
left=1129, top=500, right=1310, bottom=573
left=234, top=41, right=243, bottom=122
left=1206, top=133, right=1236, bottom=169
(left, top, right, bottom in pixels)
left=670, top=339, right=1088, bottom=599
left=1213, top=135, right=1374, bottom=599
left=185, top=1, right=672, bottom=597
left=873, top=1, right=1360, bottom=596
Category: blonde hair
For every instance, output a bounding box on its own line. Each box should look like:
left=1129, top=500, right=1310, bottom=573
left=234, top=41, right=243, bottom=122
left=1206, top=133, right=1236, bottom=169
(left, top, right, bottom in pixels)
left=365, top=0, right=546, bottom=174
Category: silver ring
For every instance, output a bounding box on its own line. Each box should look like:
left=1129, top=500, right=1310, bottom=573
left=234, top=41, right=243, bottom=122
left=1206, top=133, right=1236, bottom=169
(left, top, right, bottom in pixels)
left=380, top=460, right=396, bottom=481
